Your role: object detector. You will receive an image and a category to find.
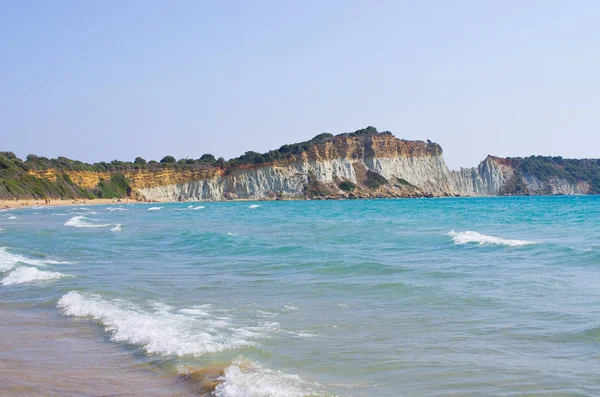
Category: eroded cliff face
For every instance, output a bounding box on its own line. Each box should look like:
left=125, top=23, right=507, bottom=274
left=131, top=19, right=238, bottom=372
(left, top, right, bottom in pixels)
left=27, top=134, right=594, bottom=201
left=135, top=135, right=449, bottom=201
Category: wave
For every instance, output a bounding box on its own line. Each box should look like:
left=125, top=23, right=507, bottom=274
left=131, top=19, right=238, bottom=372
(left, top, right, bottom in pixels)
left=64, top=216, right=111, bottom=228
left=106, top=207, right=128, bottom=212
left=448, top=231, right=538, bottom=247
left=1, top=266, right=70, bottom=285
left=0, top=247, right=69, bottom=272
left=174, top=206, right=205, bottom=212
left=248, top=204, right=261, bottom=209
left=213, top=358, right=319, bottom=397
left=147, top=207, right=163, bottom=211
left=111, top=224, right=122, bottom=232
left=57, top=292, right=280, bottom=357
left=8, top=216, right=17, bottom=220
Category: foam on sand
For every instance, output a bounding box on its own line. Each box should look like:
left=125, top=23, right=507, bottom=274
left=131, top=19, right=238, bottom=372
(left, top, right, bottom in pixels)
left=448, top=230, right=538, bottom=247
left=1, top=266, right=70, bottom=285
left=64, top=216, right=111, bottom=228
left=147, top=207, right=163, bottom=211
left=57, top=292, right=279, bottom=357
left=214, top=358, right=319, bottom=397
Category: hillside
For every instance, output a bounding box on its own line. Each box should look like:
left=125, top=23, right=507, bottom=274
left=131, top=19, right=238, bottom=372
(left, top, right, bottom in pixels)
left=1, top=127, right=598, bottom=201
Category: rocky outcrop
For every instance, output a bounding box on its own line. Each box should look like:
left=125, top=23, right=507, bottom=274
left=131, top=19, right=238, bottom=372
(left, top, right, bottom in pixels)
left=24, top=133, right=597, bottom=201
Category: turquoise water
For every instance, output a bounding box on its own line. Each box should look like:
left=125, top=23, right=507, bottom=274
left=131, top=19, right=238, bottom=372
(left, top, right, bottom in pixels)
left=1, top=196, right=600, bottom=396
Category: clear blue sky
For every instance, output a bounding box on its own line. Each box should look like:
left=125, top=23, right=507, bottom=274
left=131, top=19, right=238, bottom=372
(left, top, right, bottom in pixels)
left=1, top=1, right=599, bottom=170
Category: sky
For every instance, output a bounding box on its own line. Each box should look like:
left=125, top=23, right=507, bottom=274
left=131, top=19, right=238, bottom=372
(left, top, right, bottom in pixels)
left=1, top=1, right=599, bottom=170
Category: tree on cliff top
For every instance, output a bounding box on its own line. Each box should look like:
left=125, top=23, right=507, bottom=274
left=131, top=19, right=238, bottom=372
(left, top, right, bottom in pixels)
left=160, top=155, right=176, bottom=164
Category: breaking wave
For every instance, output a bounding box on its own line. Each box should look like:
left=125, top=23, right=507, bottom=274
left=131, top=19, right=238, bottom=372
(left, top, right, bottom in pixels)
left=64, top=216, right=111, bottom=228
left=148, top=207, right=163, bottom=211
left=0, top=247, right=69, bottom=272
left=106, top=207, right=128, bottom=212
left=1, top=266, right=70, bottom=285
left=248, top=204, right=261, bottom=209
left=57, top=292, right=279, bottom=357
left=213, top=358, right=320, bottom=397
left=111, top=224, right=122, bottom=232
left=448, top=231, right=538, bottom=247
left=174, top=205, right=206, bottom=212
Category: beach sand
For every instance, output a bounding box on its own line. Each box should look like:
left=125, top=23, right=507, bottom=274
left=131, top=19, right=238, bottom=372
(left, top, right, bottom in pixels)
left=0, top=304, right=192, bottom=397
left=0, top=198, right=132, bottom=210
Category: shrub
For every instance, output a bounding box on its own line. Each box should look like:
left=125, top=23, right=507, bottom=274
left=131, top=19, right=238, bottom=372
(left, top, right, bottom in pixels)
left=160, top=155, right=176, bottom=164
left=364, top=171, right=387, bottom=190
left=339, top=181, right=356, bottom=192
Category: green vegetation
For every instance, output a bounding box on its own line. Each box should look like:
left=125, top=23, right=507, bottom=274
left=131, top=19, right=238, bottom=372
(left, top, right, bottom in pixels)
left=364, top=171, right=388, bottom=190
left=506, top=156, right=600, bottom=194
left=339, top=181, right=357, bottom=192
left=395, top=177, right=416, bottom=188
left=13, top=127, right=389, bottom=176
left=228, top=127, right=389, bottom=167
left=2, top=128, right=599, bottom=200
left=94, top=174, right=132, bottom=198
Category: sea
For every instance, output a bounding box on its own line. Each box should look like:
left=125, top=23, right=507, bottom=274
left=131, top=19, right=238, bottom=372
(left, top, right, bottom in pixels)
left=1, top=196, right=599, bottom=396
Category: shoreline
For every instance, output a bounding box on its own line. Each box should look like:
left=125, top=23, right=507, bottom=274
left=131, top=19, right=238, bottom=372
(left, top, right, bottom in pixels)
left=0, top=304, right=193, bottom=397
left=0, top=198, right=132, bottom=210
left=1, top=193, right=592, bottom=211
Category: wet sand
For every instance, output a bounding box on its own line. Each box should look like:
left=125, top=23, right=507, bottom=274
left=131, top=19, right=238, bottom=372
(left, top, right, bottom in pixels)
left=0, top=304, right=194, bottom=397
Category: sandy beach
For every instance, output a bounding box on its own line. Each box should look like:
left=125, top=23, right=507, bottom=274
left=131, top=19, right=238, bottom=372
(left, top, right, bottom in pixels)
left=0, top=198, right=133, bottom=210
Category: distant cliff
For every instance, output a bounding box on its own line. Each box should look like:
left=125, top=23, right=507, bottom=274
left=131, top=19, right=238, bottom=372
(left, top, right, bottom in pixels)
left=1, top=127, right=598, bottom=201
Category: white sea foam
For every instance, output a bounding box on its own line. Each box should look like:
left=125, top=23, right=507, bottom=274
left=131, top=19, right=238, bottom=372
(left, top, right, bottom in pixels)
left=214, top=358, right=318, bottom=397
left=448, top=231, right=538, bottom=247
left=51, top=213, right=68, bottom=216
left=147, top=207, right=163, bottom=211
left=175, top=206, right=205, bottom=212
left=248, top=204, right=261, bottom=209
left=111, top=224, right=122, bottom=232
left=1, top=266, right=70, bottom=285
left=64, top=216, right=111, bottom=228
left=0, top=247, right=68, bottom=271
left=107, top=207, right=128, bottom=212
left=8, top=216, right=17, bottom=220
left=57, top=292, right=279, bottom=357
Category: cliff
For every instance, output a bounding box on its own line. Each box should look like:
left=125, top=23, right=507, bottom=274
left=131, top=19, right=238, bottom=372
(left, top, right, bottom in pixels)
left=1, top=128, right=598, bottom=201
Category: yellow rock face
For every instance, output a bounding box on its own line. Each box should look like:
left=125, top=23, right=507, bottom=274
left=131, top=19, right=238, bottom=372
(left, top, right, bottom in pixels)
left=25, top=134, right=439, bottom=199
